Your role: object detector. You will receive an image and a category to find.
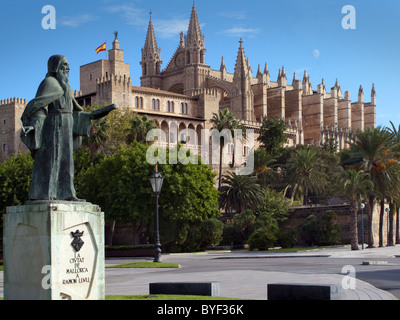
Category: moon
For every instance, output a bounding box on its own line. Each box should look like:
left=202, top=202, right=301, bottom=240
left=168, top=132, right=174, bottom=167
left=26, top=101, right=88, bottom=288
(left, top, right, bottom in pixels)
left=313, top=49, right=320, bottom=58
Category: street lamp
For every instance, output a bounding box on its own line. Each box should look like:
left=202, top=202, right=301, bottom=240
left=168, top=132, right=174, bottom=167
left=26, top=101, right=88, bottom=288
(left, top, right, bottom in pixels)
left=360, top=203, right=365, bottom=250
left=149, top=166, right=164, bottom=263
left=385, top=207, right=390, bottom=246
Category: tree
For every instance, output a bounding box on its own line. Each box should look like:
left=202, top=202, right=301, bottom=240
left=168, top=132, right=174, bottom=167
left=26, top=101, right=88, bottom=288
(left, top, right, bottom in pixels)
left=76, top=143, right=220, bottom=247
left=210, top=108, right=241, bottom=190
left=0, top=152, right=34, bottom=240
left=254, top=148, right=278, bottom=188
left=219, top=172, right=264, bottom=215
left=340, top=169, right=373, bottom=250
left=285, top=148, right=327, bottom=205
left=345, top=127, right=396, bottom=247
left=0, top=152, right=33, bottom=214
left=386, top=121, right=400, bottom=245
left=86, top=116, right=110, bottom=162
left=103, top=107, right=138, bottom=155
left=125, top=114, right=157, bottom=145
left=248, top=188, right=292, bottom=250
left=257, top=116, right=287, bottom=155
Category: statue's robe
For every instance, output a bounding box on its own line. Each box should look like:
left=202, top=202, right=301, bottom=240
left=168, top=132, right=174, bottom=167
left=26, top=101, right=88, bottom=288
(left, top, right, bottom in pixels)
left=21, top=76, right=90, bottom=201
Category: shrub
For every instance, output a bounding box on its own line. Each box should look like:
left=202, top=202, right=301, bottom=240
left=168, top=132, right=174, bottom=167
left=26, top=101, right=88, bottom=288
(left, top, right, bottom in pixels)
left=276, top=230, right=297, bottom=248
left=300, top=211, right=342, bottom=246
left=248, top=226, right=277, bottom=251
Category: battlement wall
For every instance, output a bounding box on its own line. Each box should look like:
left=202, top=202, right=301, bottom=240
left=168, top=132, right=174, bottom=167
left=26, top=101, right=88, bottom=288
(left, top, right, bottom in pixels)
left=0, top=98, right=27, bottom=106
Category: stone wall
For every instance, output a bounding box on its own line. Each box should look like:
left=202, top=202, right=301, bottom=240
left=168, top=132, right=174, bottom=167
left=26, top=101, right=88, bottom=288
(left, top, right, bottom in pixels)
left=0, top=98, right=28, bottom=162
left=282, top=202, right=393, bottom=246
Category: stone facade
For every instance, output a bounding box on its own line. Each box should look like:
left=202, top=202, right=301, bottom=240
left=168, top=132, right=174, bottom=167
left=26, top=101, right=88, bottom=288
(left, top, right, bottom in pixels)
left=1, top=4, right=376, bottom=163
left=0, top=98, right=28, bottom=162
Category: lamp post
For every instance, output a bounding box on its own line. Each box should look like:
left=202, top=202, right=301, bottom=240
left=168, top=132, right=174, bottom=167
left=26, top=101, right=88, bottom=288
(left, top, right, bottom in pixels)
left=360, top=203, right=365, bottom=250
left=149, top=165, right=164, bottom=263
left=385, top=207, right=390, bottom=246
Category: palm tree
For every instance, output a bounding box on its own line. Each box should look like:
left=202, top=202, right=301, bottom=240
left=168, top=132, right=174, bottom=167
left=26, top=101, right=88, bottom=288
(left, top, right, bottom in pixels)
left=219, top=172, right=264, bottom=215
left=386, top=121, right=400, bottom=245
left=125, top=114, right=157, bottom=144
left=285, top=148, right=327, bottom=205
left=345, top=126, right=394, bottom=247
left=210, top=108, right=241, bottom=190
left=254, top=148, right=278, bottom=189
left=340, top=169, right=373, bottom=250
left=85, top=117, right=110, bottom=162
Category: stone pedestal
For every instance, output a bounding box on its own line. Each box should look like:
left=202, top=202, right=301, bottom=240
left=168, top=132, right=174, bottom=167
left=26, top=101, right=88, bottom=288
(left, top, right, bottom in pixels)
left=3, top=201, right=105, bottom=300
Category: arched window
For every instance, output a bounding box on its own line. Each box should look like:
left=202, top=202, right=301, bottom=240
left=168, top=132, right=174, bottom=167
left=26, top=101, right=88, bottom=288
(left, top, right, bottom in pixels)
left=135, top=96, right=139, bottom=109
left=152, top=99, right=156, bottom=110
left=181, top=103, right=188, bottom=114
left=139, top=97, right=143, bottom=109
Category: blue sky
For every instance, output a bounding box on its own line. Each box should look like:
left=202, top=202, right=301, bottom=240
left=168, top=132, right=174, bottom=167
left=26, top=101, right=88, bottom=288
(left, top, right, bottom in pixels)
left=0, top=0, right=399, bottom=128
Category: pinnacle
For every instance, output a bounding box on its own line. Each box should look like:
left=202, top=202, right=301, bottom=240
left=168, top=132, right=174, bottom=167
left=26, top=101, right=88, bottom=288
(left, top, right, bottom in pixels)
left=186, top=3, right=204, bottom=47
left=234, top=39, right=251, bottom=79
left=143, top=19, right=160, bottom=60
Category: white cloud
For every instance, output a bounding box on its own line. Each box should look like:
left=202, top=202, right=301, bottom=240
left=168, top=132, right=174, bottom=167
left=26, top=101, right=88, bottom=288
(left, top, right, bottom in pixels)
left=104, top=5, right=147, bottom=27
left=59, top=14, right=98, bottom=28
left=153, top=19, right=189, bottom=39
left=221, top=27, right=260, bottom=37
left=104, top=4, right=189, bottom=39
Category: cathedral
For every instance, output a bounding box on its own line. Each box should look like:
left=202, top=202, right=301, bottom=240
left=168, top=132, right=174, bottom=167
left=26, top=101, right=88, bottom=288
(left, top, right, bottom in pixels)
left=0, top=4, right=376, bottom=163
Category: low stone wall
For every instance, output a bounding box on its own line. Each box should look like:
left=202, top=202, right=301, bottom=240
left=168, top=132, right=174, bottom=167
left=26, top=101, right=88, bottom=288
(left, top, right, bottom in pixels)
left=282, top=202, right=392, bottom=246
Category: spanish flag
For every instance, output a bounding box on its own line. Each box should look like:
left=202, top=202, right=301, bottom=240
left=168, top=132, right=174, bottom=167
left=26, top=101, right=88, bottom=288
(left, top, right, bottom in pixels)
left=95, top=42, right=106, bottom=54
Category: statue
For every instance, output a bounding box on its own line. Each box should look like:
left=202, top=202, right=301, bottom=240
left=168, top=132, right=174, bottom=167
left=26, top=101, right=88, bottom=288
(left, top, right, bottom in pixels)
left=20, top=55, right=116, bottom=201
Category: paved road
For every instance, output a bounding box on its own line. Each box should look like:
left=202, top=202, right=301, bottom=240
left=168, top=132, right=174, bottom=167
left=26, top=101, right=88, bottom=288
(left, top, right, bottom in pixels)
left=1, top=245, right=399, bottom=300
left=104, top=245, right=400, bottom=300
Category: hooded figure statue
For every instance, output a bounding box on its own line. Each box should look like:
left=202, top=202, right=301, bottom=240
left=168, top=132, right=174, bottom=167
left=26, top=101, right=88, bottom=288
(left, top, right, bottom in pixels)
left=21, top=55, right=87, bottom=201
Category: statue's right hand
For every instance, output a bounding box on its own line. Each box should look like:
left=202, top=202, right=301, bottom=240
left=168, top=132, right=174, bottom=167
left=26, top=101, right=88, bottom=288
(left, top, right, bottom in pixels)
left=24, top=126, right=34, bottom=134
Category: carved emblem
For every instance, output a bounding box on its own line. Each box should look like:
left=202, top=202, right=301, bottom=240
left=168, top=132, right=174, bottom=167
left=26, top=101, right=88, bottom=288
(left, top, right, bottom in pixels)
left=71, top=230, right=84, bottom=252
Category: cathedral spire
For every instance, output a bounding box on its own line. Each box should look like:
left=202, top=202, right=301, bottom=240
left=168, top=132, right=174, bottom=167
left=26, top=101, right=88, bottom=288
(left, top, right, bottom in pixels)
left=186, top=3, right=204, bottom=48
left=234, top=39, right=250, bottom=78
left=141, top=17, right=162, bottom=88
left=220, top=56, right=226, bottom=72
left=143, top=18, right=160, bottom=61
left=358, top=85, right=364, bottom=102
left=232, top=39, right=254, bottom=121
left=257, top=64, right=262, bottom=77
left=371, top=83, right=376, bottom=105
left=184, top=3, right=205, bottom=65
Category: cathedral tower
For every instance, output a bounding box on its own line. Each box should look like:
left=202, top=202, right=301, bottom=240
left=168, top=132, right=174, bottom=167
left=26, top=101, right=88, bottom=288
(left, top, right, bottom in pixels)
left=231, top=39, right=254, bottom=121
left=141, top=16, right=162, bottom=89
left=183, top=4, right=210, bottom=94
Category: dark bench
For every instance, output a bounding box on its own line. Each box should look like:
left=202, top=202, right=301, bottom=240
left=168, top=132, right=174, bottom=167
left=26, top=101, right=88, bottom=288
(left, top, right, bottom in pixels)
left=149, top=282, right=220, bottom=296
left=267, top=283, right=343, bottom=300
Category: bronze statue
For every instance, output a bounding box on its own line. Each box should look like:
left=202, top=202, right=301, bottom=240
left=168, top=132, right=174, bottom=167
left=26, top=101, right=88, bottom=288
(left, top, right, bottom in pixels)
left=20, top=55, right=116, bottom=201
